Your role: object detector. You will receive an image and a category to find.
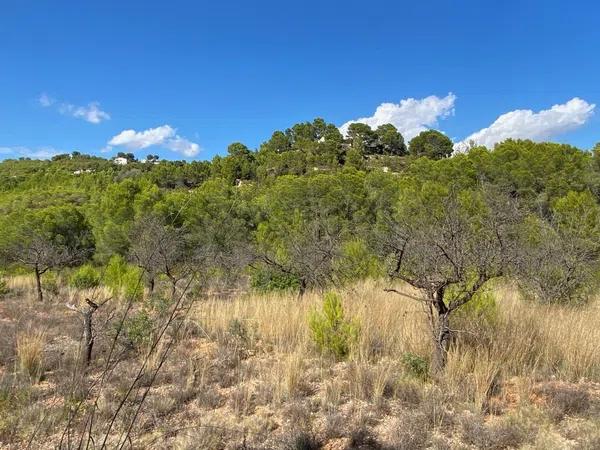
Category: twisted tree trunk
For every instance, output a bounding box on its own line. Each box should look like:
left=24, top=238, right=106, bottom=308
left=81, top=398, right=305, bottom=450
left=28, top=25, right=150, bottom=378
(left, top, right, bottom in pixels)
left=430, top=286, right=451, bottom=376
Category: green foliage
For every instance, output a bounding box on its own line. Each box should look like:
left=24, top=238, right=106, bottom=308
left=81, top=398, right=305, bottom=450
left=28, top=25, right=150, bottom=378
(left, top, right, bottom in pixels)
left=1, top=121, right=600, bottom=311
left=401, top=352, right=429, bottom=380
left=227, top=318, right=250, bottom=342
left=103, top=255, right=143, bottom=301
left=148, top=295, right=171, bottom=316
left=408, top=130, right=454, bottom=159
left=69, top=264, right=100, bottom=289
left=250, top=266, right=300, bottom=292
left=43, top=271, right=60, bottom=296
left=334, top=239, right=382, bottom=284
left=454, top=289, right=498, bottom=324
left=124, top=309, right=153, bottom=349
left=308, top=292, right=359, bottom=358
left=0, top=278, right=8, bottom=297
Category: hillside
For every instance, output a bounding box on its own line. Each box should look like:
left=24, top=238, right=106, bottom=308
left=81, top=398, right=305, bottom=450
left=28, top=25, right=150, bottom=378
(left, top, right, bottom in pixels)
left=1, top=135, right=600, bottom=449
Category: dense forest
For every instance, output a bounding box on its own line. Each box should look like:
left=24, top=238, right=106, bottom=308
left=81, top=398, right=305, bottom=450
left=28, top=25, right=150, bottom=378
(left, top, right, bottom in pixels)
left=2, top=119, right=600, bottom=448
left=1, top=119, right=599, bottom=303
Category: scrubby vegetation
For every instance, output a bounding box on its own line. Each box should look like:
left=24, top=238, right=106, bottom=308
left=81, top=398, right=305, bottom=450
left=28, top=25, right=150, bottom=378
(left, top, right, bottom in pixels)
left=1, top=125, right=600, bottom=448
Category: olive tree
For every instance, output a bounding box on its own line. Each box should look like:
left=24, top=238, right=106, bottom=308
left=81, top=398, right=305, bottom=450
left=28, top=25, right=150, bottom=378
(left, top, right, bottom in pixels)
left=129, top=214, right=192, bottom=298
left=377, top=182, right=522, bottom=374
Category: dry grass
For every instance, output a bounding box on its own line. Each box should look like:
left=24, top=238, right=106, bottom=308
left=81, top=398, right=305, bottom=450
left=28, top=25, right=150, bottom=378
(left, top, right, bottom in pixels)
left=200, top=280, right=600, bottom=385
left=1, top=277, right=600, bottom=448
left=15, top=328, right=46, bottom=381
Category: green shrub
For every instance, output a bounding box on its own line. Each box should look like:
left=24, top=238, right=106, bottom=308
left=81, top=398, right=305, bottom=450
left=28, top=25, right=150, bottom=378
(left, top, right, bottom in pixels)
left=124, top=310, right=153, bottom=349
left=455, top=289, right=498, bottom=325
left=308, top=292, right=359, bottom=359
left=103, top=255, right=143, bottom=301
left=0, top=278, right=8, bottom=297
left=333, top=239, right=383, bottom=284
left=401, top=352, right=429, bottom=380
left=43, top=271, right=60, bottom=295
left=69, top=264, right=100, bottom=289
left=250, top=266, right=300, bottom=292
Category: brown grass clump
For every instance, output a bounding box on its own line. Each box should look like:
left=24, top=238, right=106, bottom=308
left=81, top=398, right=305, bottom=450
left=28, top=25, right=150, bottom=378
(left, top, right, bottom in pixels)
left=16, top=328, right=46, bottom=381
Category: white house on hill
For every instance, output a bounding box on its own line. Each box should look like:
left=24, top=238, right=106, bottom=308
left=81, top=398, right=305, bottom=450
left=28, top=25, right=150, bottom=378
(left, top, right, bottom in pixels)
left=113, top=157, right=128, bottom=165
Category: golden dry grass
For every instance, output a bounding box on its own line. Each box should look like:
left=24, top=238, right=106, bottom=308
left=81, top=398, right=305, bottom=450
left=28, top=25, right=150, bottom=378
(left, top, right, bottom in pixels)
left=2, top=277, right=600, bottom=449
left=15, top=328, right=46, bottom=381
left=199, top=280, right=600, bottom=387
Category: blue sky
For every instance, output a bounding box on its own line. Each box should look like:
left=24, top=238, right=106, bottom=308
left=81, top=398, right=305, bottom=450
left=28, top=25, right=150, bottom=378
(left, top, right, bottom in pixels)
left=1, top=0, right=599, bottom=161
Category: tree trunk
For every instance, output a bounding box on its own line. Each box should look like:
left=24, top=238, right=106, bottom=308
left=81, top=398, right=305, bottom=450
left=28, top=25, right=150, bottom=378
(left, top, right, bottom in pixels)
left=431, top=312, right=451, bottom=375
left=298, top=278, right=307, bottom=299
left=82, top=309, right=94, bottom=365
left=170, top=280, right=177, bottom=299
left=34, top=265, right=43, bottom=302
left=147, top=276, right=155, bottom=295
left=430, top=286, right=451, bottom=376
left=81, top=299, right=98, bottom=366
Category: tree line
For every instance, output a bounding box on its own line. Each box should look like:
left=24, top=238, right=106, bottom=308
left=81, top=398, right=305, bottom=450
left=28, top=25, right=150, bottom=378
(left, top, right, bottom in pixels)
left=1, top=119, right=600, bottom=373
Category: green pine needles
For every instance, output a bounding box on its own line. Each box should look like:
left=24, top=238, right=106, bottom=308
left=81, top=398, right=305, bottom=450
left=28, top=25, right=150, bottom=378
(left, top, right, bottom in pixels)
left=308, top=292, right=360, bottom=359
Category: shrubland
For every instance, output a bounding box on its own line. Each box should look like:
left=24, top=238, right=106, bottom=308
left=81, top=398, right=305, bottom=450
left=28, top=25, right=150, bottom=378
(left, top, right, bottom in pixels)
left=0, top=122, right=600, bottom=448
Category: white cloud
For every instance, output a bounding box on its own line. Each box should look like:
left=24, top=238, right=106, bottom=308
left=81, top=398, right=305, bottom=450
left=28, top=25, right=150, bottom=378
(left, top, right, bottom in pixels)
left=38, top=92, right=55, bottom=107
left=164, top=136, right=200, bottom=157
left=109, top=125, right=175, bottom=149
left=108, top=125, right=200, bottom=157
left=38, top=93, right=110, bottom=124
left=340, top=93, right=456, bottom=140
left=59, top=101, right=110, bottom=124
left=455, top=98, right=595, bottom=151
left=0, top=146, right=61, bottom=159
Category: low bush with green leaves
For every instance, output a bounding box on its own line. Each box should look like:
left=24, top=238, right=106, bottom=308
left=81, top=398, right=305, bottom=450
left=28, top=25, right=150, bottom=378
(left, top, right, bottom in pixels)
left=103, top=255, right=143, bottom=301
left=123, top=309, right=154, bottom=349
left=308, top=292, right=359, bottom=359
left=250, top=266, right=300, bottom=292
left=0, top=278, right=8, bottom=297
left=401, top=352, right=429, bottom=380
left=454, top=289, right=498, bottom=325
left=333, top=239, right=383, bottom=285
left=69, top=264, right=100, bottom=289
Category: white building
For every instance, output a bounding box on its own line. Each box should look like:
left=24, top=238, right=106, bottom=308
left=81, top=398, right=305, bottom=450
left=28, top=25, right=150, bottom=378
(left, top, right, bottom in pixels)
left=113, top=157, right=129, bottom=165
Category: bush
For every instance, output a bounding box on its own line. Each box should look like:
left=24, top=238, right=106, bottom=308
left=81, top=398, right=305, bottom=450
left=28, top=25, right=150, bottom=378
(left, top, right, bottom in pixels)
left=124, top=310, right=154, bottom=349
left=402, top=352, right=429, bottom=380
left=333, top=239, right=382, bottom=284
left=43, top=271, right=60, bottom=296
left=69, top=264, right=100, bottom=289
left=0, top=278, right=8, bottom=297
left=250, top=266, right=300, bottom=292
left=455, top=289, right=498, bottom=325
left=308, top=292, right=359, bottom=359
left=228, top=318, right=249, bottom=342
left=103, top=255, right=143, bottom=301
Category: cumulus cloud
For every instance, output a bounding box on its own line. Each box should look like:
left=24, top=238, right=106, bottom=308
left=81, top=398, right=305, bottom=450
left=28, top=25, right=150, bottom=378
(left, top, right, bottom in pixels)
left=38, top=93, right=110, bottom=124
left=108, top=125, right=200, bottom=157
left=455, top=98, right=595, bottom=151
left=340, top=93, right=456, bottom=140
left=109, top=125, right=176, bottom=149
left=59, top=102, right=111, bottom=124
left=0, top=146, right=61, bottom=159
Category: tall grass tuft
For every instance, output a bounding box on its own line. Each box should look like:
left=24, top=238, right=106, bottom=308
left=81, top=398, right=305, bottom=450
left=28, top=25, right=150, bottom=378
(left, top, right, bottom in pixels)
left=16, top=329, right=46, bottom=382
